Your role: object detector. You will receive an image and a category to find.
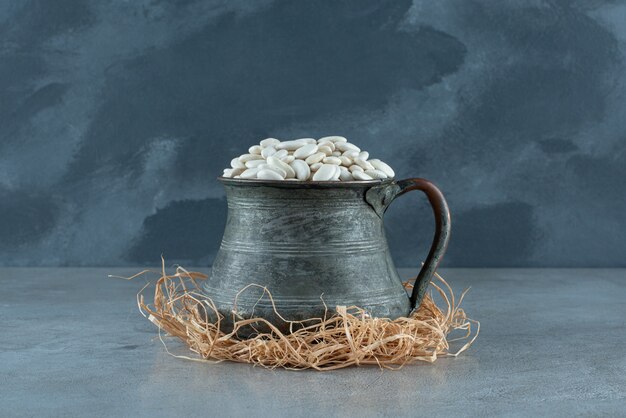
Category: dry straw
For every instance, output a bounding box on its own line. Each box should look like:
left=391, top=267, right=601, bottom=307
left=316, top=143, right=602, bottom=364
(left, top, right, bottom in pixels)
left=124, top=261, right=479, bottom=370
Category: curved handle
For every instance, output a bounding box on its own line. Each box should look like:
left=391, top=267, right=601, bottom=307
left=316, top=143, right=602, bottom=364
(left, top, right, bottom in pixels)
left=394, top=178, right=451, bottom=311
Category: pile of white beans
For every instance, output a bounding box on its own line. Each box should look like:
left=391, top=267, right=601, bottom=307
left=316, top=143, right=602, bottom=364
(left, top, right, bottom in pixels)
left=222, top=136, right=395, bottom=181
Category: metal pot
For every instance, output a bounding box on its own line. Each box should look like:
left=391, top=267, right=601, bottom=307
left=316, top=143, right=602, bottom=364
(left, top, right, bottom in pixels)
left=203, top=177, right=450, bottom=336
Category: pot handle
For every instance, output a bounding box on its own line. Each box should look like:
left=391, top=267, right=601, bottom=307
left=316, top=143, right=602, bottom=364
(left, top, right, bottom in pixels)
left=394, top=178, right=451, bottom=311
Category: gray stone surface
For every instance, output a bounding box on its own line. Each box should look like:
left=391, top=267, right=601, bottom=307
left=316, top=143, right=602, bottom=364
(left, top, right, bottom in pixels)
left=2, top=1, right=626, bottom=268
left=1, top=268, right=625, bottom=417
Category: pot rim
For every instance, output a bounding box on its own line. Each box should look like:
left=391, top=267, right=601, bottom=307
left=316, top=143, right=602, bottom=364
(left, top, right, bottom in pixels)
left=218, top=176, right=394, bottom=188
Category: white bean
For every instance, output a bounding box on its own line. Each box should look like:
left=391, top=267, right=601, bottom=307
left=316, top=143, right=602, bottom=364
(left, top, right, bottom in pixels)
left=369, top=159, right=395, bottom=178
left=305, top=152, right=325, bottom=165
left=231, top=158, right=246, bottom=169
left=322, top=156, right=342, bottom=165
left=276, top=139, right=311, bottom=150
left=331, top=165, right=341, bottom=180
left=260, top=163, right=287, bottom=178
left=310, top=162, right=323, bottom=171
left=331, top=151, right=342, bottom=157
left=293, top=144, right=319, bottom=159
left=349, top=165, right=363, bottom=173
left=352, top=171, right=373, bottom=181
left=317, top=141, right=335, bottom=151
left=318, top=136, right=347, bottom=143
left=358, top=151, right=369, bottom=161
left=339, top=156, right=352, bottom=166
left=312, top=164, right=336, bottom=181
left=249, top=145, right=262, bottom=155
left=240, top=167, right=261, bottom=179
left=261, top=146, right=277, bottom=158
left=342, top=150, right=360, bottom=159
left=273, top=149, right=289, bottom=159
left=290, top=159, right=311, bottom=181
left=339, top=166, right=353, bottom=181
left=354, top=158, right=374, bottom=171
left=267, top=156, right=296, bottom=178
left=245, top=159, right=267, bottom=168
left=294, top=137, right=317, bottom=144
left=318, top=145, right=333, bottom=156
left=336, top=142, right=360, bottom=152
left=364, top=169, right=388, bottom=179
left=260, top=138, right=280, bottom=147
left=239, top=153, right=264, bottom=163
left=257, top=169, right=284, bottom=180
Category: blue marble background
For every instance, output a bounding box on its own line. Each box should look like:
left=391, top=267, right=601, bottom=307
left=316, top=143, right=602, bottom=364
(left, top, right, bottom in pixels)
left=1, top=0, right=625, bottom=267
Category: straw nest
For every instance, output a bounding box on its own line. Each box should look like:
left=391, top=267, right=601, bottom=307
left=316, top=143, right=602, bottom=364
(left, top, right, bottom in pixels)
left=123, top=262, right=479, bottom=370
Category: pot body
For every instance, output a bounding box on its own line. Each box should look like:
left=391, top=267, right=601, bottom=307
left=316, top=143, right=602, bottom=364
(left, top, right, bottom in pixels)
left=203, top=177, right=450, bottom=336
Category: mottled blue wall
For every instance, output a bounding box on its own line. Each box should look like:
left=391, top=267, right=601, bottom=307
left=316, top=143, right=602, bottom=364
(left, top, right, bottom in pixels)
left=1, top=0, right=625, bottom=267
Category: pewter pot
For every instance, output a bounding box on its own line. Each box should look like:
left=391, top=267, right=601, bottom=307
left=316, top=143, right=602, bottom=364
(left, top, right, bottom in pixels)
left=203, top=177, right=450, bottom=336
